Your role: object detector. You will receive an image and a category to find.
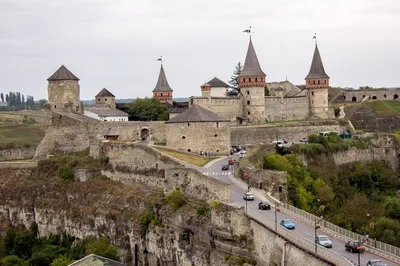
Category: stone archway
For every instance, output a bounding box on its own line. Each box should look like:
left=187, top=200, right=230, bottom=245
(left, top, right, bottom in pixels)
left=372, top=96, right=377, bottom=99
left=140, top=128, right=150, bottom=140
left=352, top=96, right=357, bottom=102
left=394, top=94, right=399, bottom=100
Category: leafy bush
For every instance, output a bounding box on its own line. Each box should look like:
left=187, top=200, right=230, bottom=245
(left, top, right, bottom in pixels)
left=50, top=255, right=75, bottom=266
left=84, top=237, right=118, bottom=261
left=165, top=189, right=185, bottom=210
left=140, top=206, right=156, bottom=235
left=58, top=166, right=74, bottom=180
left=0, top=255, right=27, bottom=266
left=197, top=205, right=209, bottom=216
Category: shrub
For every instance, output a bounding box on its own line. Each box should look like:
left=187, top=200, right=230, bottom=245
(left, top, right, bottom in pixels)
left=197, top=205, right=209, bottom=215
left=165, top=188, right=185, bottom=210
left=84, top=237, right=118, bottom=261
left=0, top=255, right=27, bottom=266
left=58, top=166, right=74, bottom=180
left=140, top=207, right=156, bottom=235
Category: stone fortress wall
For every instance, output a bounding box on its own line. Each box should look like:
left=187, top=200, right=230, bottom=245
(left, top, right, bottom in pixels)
left=342, top=88, right=400, bottom=102
left=190, top=97, right=243, bottom=122
left=101, top=143, right=231, bottom=202
left=166, top=121, right=231, bottom=155
left=264, top=96, right=309, bottom=122
left=231, top=121, right=344, bottom=146
left=0, top=147, right=36, bottom=162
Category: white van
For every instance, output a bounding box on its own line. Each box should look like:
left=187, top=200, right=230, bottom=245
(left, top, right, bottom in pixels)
left=318, top=131, right=340, bottom=137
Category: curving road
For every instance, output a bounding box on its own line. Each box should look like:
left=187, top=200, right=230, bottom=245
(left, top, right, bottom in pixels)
left=198, top=154, right=398, bottom=266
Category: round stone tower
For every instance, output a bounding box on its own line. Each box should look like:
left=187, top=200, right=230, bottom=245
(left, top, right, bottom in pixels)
left=305, top=43, right=330, bottom=119
left=47, top=65, right=82, bottom=114
left=238, top=38, right=266, bottom=123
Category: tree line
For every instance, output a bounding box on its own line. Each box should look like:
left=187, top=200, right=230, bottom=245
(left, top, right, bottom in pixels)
left=0, top=92, right=47, bottom=111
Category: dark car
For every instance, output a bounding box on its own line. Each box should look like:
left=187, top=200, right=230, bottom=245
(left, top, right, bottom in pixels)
left=345, top=241, right=365, bottom=253
left=366, top=259, right=386, bottom=266
left=221, top=165, right=229, bottom=171
left=258, top=201, right=271, bottom=210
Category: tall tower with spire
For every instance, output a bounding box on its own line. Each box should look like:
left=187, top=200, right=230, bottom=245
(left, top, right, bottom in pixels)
left=238, top=38, right=266, bottom=123
left=305, top=41, right=331, bottom=119
left=152, top=64, right=173, bottom=102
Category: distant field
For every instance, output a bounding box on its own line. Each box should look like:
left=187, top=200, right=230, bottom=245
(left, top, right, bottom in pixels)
left=364, top=100, right=400, bottom=116
left=0, top=110, right=46, bottom=150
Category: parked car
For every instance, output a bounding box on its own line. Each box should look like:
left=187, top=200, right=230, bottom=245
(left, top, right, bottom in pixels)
left=315, top=235, right=332, bottom=248
left=258, top=201, right=271, bottom=210
left=271, top=139, right=287, bottom=144
left=300, top=137, right=309, bottom=143
left=228, top=158, right=236, bottom=165
left=366, top=259, right=386, bottom=266
left=280, top=219, right=295, bottom=230
left=345, top=241, right=365, bottom=253
left=243, top=192, right=255, bottom=201
left=221, top=165, right=229, bottom=171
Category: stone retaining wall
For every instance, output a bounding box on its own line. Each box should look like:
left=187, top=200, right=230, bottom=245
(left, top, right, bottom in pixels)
left=0, top=147, right=36, bottom=161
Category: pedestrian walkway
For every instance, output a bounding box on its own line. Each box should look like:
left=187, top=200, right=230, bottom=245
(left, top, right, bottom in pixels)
left=202, top=171, right=232, bottom=176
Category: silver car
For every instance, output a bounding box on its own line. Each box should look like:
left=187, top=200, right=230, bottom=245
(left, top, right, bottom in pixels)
left=315, top=235, right=332, bottom=248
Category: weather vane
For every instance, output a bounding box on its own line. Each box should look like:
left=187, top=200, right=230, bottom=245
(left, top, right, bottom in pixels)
left=243, top=26, right=254, bottom=38
left=156, top=56, right=163, bottom=64
left=312, top=33, right=317, bottom=44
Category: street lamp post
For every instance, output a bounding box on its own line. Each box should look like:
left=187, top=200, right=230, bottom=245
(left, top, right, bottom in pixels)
left=366, top=211, right=377, bottom=248
left=274, top=201, right=280, bottom=232
left=314, top=216, right=323, bottom=253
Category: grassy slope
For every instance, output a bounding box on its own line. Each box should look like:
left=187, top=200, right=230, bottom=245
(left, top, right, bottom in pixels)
left=154, top=147, right=215, bottom=167
left=364, top=100, right=400, bottom=116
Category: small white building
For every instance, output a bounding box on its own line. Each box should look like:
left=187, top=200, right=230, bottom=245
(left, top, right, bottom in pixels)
left=84, top=107, right=128, bottom=121
left=200, top=77, right=231, bottom=97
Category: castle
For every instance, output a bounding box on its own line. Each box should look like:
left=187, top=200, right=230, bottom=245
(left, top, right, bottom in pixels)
left=188, top=38, right=334, bottom=124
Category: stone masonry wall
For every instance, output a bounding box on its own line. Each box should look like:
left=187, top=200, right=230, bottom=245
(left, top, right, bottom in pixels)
left=265, top=96, right=309, bottom=122
left=250, top=219, right=331, bottom=266
left=342, top=88, right=400, bottom=102
left=0, top=147, right=36, bottom=161
left=191, top=97, right=243, bottom=122
left=166, top=121, right=230, bottom=155
left=231, top=121, right=343, bottom=146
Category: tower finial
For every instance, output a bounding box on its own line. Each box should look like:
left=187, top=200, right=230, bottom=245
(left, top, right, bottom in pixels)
left=243, top=26, right=254, bottom=39
left=156, top=56, right=163, bottom=65
left=312, top=33, right=317, bottom=44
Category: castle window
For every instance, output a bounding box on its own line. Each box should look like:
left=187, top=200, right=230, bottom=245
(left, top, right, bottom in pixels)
left=105, top=98, right=107, bottom=101
left=161, top=93, right=163, bottom=97
left=261, top=78, right=263, bottom=82
left=214, top=134, right=218, bottom=137
left=247, top=100, right=250, bottom=105
left=187, top=123, right=190, bottom=126
left=248, top=78, right=251, bottom=82
left=243, top=78, right=245, bottom=82
left=247, top=91, right=250, bottom=95
left=216, top=122, right=219, bottom=128
left=318, top=80, right=320, bottom=84
left=182, top=136, right=186, bottom=139
left=97, top=98, right=100, bottom=101
left=324, top=80, right=327, bottom=84
left=187, top=149, right=191, bottom=152
left=313, top=80, right=316, bottom=85
left=248, top=111, right=251, bottom=115
left=384, top=94, right=387, bottom=98
left=312, top=91, right=314, bottom=96
left=312, top=101, right=314, bottom=104
left=54, top=105, right=56, bottom=108
left=255, top=78, right=258, bottom=82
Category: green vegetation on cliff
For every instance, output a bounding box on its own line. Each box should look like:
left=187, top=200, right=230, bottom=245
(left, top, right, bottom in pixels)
left=263, top=153, right=400, bottom=247
left=0, top=226, right=119, bottom=266
left=365, top=100, right=400, bottom=116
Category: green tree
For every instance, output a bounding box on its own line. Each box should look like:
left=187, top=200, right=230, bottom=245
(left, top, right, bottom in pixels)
left=127, top=98, right=169, bottom=121
left=1, top=228, right=16, bottom=256
left=228, top=62, right=243, bottom=90
left=50, top=255, right=75, bottom=266
left=84, top=238, right=118, bottom=260
left=38, top=99, right=48, bottom=109
left=29, top=245, right=66, bottom=266
left=0, top=93, right=3, bottom=102
left=383, top=197, right=400, bottom=219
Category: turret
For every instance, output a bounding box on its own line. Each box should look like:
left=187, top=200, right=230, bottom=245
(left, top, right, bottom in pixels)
left=152, top=64, right=173, bottom=102
left=47, top=65, right=82, bottom=114
left=238, top=38, right=266, bottom=123
left=95, top=88, right=116, bottom=109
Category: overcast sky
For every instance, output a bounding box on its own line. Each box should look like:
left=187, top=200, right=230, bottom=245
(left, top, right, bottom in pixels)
left=1, top=0, right=399, bottom=100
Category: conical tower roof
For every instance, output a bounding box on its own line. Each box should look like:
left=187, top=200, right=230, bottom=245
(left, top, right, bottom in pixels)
left=47, top=65, right=79, bottom=81
left=152, top=65, right=173, bottom=92
left=96, top=88, right=115, bottom=97
left=305, top=44, right=330, bottom=79
left=166, top=105, right=229, bottom=123
left=239, top=39, right=266, bottom=77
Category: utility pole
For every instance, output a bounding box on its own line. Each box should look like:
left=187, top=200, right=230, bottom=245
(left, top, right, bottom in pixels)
left=314, top=215, right=323, bottom=254
left=274, top=201, right=280, bottom=232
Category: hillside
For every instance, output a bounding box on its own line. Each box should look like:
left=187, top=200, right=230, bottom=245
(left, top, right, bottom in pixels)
left=364, top=100, right=400, bottom=116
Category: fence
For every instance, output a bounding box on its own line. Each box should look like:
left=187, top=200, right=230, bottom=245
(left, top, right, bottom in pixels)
left=265, top=193, right=400, bottom=263
left=247, top=206, right=355, bottom=266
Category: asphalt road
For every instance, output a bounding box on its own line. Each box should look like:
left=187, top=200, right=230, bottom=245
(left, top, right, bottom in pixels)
left=199, top=154, right=397, bottom=266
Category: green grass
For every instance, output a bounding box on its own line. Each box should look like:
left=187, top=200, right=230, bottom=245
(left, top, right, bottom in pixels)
left=0, top=124, right=45, bottom=150
left=365, top=100, right=400, bottom=116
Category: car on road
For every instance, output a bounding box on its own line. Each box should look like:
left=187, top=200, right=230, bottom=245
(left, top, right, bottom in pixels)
left=221, top=165, right=229, bottom=171
left=243, top=192, right=255, bottom=201
left=315, top=235, right=333, bottom=248
left=271, top=139, right=288, bottom=144
left=300, top=137, right=309, bottom=143
left=345, top=241, right=365, bottom=253
left=366, top=259, right=386, bottom=266
left=280, top=219, right=295, bottom=230
left=228, top=158, right=236, bottom=165
left=258, top=201, right=271, bottom=210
